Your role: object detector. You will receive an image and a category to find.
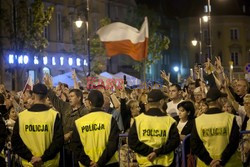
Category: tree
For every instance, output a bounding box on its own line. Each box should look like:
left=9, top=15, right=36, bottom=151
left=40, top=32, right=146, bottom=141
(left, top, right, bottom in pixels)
left=125, top=5, right=170, bottom=80
left=71, top=17, right=111, bottom=83
left=0, top=0, right=53, bottom=90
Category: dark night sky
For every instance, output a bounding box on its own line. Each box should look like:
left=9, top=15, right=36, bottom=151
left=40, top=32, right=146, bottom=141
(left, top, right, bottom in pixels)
left=136, top=0, right=250, bottom=18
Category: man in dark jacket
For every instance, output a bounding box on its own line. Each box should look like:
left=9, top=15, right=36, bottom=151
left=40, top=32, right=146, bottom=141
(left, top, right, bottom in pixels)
left=11, top=83, right=64, bottom=166
left=128, top=89, right=180, bottom=167
left=44, top=75, right=88, bottom=166
left=71, top=90, right=119, bottom=167
left=191, top=87, right=241, bottom=167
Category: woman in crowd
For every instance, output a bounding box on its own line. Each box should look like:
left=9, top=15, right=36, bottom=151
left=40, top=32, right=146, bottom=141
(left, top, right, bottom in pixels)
left=222, top=99, right=242, bottom=130
left=175, top=101, right=195, bottom=140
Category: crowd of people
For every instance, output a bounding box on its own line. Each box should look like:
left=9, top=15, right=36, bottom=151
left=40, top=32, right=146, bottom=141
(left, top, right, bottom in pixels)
left=0, top=57, right=249, bottom=167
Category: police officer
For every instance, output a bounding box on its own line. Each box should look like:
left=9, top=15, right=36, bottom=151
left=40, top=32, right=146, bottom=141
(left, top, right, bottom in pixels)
left=0, top=93, right=7, bottom=166
left=71, top=89, right=120, bottom=167
left=12, top=83, right=64, bottom=167
left=128, top=89, right=180, bottom=167
left=191, top=87, right=241, bottom=167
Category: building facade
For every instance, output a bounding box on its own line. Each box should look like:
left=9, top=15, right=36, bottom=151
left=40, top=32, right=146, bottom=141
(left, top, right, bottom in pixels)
left=179, top=1, right=250, bottom=79
left=0, top=0, right=136, bottom=90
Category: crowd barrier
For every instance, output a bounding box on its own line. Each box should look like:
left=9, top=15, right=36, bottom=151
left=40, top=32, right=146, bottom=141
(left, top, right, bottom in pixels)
left=5, top=131, right=250, bottom=167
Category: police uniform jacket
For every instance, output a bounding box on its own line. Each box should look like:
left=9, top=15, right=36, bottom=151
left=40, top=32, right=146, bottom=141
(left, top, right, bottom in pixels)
left=71, top=108, right=120, bottom=166
left=11, top=104, right=64, bottom=163
left=128, top=108, right=180, bottom=166
left=190, top=107, right=240, bottom=166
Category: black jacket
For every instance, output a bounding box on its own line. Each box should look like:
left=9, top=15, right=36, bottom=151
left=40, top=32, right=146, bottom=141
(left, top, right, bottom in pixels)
left=0, top=114, right=7, bottom=152
left=190, top=108, right=240, bottom=166
left=71, top=108, right=120, bottom=166
left=11, top=104, right=64, bottom=162
left=174, top=117, right=194, bottom=135
left=128, top=108, right=180, bottom=161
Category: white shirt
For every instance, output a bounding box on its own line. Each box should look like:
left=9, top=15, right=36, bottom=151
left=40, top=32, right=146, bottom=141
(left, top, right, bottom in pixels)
left=166, top=100, right=183, bottom=117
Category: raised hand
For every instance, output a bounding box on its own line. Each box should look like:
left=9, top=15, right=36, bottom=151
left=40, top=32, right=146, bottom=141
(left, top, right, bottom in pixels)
left=43, top=73, right=53, bottom=89
left=72, top=69, right=77, bottom=79
left=160, top=70, right=170, bottom=82
left=214, top=56, right=224, bottom=74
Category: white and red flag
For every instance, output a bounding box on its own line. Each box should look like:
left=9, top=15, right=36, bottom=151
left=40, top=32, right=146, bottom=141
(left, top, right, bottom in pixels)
left=23, top=76, right=33, bottom=93
left=97, top=17, right=148, bottom=61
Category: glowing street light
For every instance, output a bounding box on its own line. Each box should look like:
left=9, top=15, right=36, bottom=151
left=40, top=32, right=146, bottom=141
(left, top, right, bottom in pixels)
left=173, top=66, right=179, bottom=72
left=191, top=39, right=198, bottom=46
left=75, top=18, right=83, bottom=28
left=202, top=16, right=209, bottom=22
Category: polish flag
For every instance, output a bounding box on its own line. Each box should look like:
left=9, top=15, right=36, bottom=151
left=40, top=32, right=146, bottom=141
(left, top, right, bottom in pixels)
left=23, top=76, right=33, bottom=93
left=97, top=17, right=148, bottom=61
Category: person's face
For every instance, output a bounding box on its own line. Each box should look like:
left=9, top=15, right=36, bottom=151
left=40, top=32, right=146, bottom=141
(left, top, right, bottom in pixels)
left=25, top=98, right=34, bottom=109
left=199, top=102, right=208, bottom=115
left=188, top=84, right=195, bottom=94
left=169, top=86, right=179, bottom=100
left=194, top=93, right=202, bottom=103
left=131, top=90, right=137, bottom=100
left=84, top=99, right=91, bottom=110
left=69, top=92, right=81, bottom=107
left=178, top=106, right=188, bottom=120
left=222, top=102, right=233, bottom=114
left=236, top=80, right=247, bottom=96
left=140, top=94, right=148, bottom=104
left=45, top=97, right=53, bottom=108
left=130, top=102, right=140, bottom=117
left=55, top=86, right=62, bottom=97
left=9, top=108, right=18, bottom=121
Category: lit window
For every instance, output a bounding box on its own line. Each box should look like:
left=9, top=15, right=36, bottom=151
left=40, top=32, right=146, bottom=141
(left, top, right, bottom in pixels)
left=68, top=58, right=73, bottom=66
left=52, top=57, right=56, bottom=65
left=18, top=55, right=23, bottom=64
left=84, top=59, right=88, bottom=66
left=43, top=56, right=48, bottom=65
left=23, top=55, right=29, bottom=64
left=76, top=58, right=81, bottom=66
left=60, top=57, right=64, bottom=66
left=34, top=56, right=39, bottom=64
left=9, top=54, right=14, bottom=64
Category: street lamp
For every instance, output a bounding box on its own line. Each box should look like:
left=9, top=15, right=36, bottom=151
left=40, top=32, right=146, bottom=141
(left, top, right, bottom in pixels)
left=191, top=17, right=203, bottom=63
left=205, top=0, right=212, bottom=60
left=75, top=0, right=90, bottom=76
left=191, top=39, right=198, bottom=46
left=75, top=18, right=83, bottom=28
left=173, top=66, right=179, bottom=72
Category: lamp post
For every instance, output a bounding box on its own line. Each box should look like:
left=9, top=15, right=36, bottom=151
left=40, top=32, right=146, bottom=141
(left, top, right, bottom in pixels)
left=75, top=0, right=90, bottom=76
left=191, top=17, right=203, bottom=64
left=206, top=0, right=212, bottom=60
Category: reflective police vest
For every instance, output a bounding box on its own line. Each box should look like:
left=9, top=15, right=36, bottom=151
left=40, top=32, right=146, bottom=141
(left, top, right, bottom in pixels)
left=19, top=109, right=59, bottom=167
left=195, top=112, right=241, bottom=167
left=135, top=113, right=176, bottom=166
left=75, top=111, right=118, bottom=167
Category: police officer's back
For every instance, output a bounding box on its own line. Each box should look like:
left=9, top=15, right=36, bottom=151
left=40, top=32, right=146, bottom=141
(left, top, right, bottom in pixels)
left=190, top=87, right=241, bottom=167
left=71, top=90, right=120, bottom=167
left=12, top=83, right=64, bottom=167
left=128, top=89, right=180, bottom=167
